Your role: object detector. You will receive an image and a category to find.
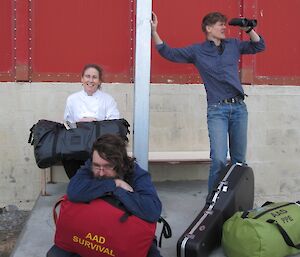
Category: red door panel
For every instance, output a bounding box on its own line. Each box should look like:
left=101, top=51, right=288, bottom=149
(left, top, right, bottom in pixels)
left=30, top=0, right=134, bottom=82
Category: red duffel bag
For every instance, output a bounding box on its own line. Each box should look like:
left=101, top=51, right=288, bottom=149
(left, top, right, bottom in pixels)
left=53, top=195, right=156, bottom=257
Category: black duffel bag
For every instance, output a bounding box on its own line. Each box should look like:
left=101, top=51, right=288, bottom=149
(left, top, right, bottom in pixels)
left=28, top=119, right=130, bottom=169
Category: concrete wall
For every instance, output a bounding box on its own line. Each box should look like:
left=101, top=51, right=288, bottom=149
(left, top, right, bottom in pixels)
left=0, top=82, right=300, bottom=209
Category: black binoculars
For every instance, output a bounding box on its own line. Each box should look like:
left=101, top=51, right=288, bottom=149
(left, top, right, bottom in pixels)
left=228, top=18, right=257, bottom=28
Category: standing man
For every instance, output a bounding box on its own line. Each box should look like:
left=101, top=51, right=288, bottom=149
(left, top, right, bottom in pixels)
left=151, top=12, right=265, bottom=192
left=47, top=134, right=162, bottom=257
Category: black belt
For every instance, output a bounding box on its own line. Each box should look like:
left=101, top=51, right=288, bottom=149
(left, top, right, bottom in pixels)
left=220, top=95, right=244, bottom=104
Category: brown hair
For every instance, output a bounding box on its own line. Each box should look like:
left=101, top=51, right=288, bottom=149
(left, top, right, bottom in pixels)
left=81, top=64, right=103, bottom=82
left=92, top=134, right=135, bottom=183
left=201, top=12, right=227, bottom=33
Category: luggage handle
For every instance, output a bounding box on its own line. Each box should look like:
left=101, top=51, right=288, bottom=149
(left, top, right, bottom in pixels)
left=53, top=194, right=144, bottom=225
left=157, top=216, right=172, bottom=247
left=261, top=201, right=274, bottom=207
left=53, top=196, right=66, bottom=225
left=267, top=219, right=300, bottom=249
left=53, top=196, right=130, bottom=225
left=28, top=125, right=35, bottom=145
left=241, top=202, right=294, bottom=219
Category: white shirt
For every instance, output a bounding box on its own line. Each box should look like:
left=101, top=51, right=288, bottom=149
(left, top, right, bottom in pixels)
left=64, top=89, right=120, bottom=123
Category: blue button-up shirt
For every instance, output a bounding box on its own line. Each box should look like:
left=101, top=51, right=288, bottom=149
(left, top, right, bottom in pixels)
left=156, top=37, right=265, bottom=104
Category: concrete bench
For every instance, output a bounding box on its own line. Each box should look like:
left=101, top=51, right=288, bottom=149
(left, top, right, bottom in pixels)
left=40, top=151, right=211, bottom=196
left=146, top=151, right=211, bottom=164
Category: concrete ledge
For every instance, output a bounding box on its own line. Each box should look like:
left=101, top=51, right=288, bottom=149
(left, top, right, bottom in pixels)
left=147, top=151, right=210, bottom=164
left=40, top=151, right=211, bottom=195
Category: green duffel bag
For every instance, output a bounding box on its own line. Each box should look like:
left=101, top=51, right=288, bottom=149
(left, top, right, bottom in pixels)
left=222, top=201, right=300, bottom=257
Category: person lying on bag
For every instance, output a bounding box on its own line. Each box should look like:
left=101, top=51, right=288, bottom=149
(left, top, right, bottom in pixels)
left=47, top=134, right=163, bottom=257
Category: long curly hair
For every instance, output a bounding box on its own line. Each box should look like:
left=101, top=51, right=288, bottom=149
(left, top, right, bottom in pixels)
left=92, top=134, right=135, bottom=183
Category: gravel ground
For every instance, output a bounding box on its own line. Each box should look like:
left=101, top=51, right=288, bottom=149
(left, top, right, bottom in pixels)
left=0, top=206, right=30, bottom=257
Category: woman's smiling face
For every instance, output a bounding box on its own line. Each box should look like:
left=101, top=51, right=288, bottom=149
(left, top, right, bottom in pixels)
left=81, top=67, right=101, bottom=96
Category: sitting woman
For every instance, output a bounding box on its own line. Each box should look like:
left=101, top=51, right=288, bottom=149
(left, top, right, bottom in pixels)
left=62, top=64, right=120, bottom=178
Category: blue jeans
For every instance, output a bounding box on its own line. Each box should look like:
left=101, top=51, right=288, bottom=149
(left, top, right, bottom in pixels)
left=207, top=101, right=248, bottom=192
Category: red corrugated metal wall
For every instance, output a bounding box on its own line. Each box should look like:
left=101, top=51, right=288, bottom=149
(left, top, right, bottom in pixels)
left=0, top=0, right=14, bottom=81
left=249, top=0, right=300, bottom=85
left=0, top=0, right=299, bottom=85
left=30, top=0, right=134, bottom=82
left=151, top=0, right=242, bottom=83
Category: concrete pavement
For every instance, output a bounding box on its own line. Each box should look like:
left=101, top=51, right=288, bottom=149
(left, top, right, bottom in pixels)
left=10, top=180, right=227, bottom=257
left=10, top=180, right=300, bottom=257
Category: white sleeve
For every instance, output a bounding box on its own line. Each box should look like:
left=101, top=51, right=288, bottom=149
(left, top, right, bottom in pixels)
left=105, top=96, right=120, bottom=120
left=64, top=97, right=75, bottom=123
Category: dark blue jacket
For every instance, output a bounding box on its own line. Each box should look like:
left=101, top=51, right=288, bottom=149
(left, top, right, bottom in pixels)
left=156, top=37, right=265, bottom=104
left=67, top=159, right=162, bottom=223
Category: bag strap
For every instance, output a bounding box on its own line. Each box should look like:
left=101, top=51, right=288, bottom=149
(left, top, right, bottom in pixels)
left=95, top=121, right=101, bottom=139
left=242, top=202, right=294, bottom=220
left=261, top=201, right=274, bottom=207
left=267, top=219, right=300, bottom=249
left=157, top=216, right=172, bottom=247
left=51, top=124, right=60, bottom=160
left=53, top=196, right=66, bottom=225
left=53, top=195, right=132, bottom=225
left=100, top=196, right=133, bottom=223
left=241, top=211, right=249, bottom=218
left=28, top=124, right=35, bottom=145
left=122, top=119, right=131, bottom=141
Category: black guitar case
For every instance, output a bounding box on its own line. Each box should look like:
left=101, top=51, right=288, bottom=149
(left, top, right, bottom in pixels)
left=177, top=164, right=254, bottom=257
